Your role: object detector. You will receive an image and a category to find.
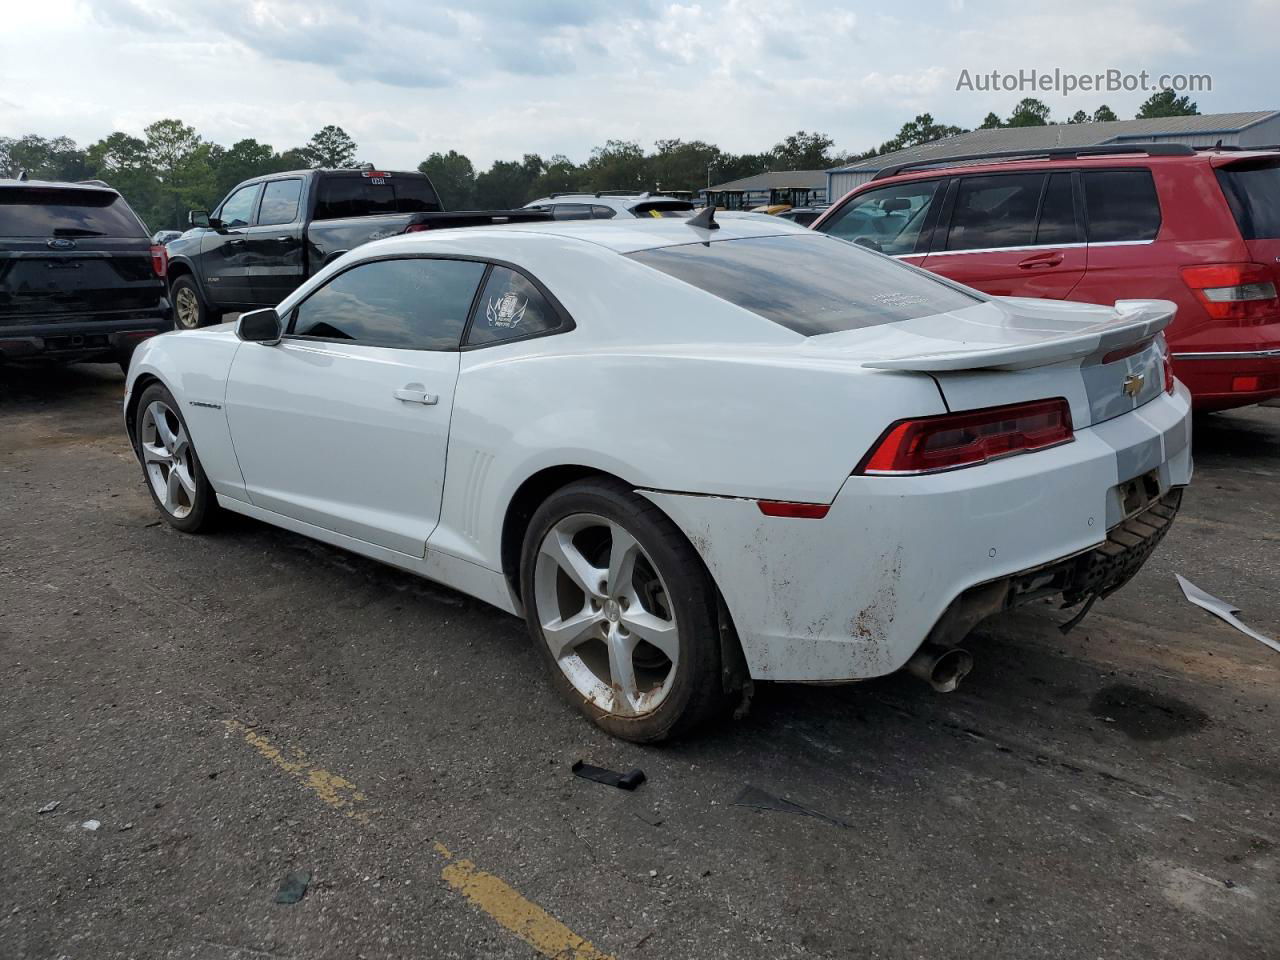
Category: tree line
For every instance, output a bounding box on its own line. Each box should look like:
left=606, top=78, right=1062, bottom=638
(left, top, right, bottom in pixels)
left=0, top=91, right=1200, bottom=230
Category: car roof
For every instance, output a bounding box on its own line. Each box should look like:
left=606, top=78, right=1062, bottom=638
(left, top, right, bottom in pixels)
left=856, top=147, right=1280, bottom=188
left=375, top=214, right=812, bottom=256
left=526, top=193, right=692, bottom=211
left=0, top=178, right=120, bottom=195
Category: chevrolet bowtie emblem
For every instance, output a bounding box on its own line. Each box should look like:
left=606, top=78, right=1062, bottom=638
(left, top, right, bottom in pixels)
left=1123, top=373, right=1145, bottom=397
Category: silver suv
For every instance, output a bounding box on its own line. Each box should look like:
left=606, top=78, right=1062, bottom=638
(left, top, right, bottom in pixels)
left=524, top=191, right=695, bottom=220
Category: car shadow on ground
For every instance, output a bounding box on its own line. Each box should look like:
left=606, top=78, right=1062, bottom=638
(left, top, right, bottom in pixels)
left=1192, top=405, right=1280, bottom=464
left=0, top=361, right=123, bottom=406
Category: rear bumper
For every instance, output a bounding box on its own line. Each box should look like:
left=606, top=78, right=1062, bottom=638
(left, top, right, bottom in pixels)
left=0, top=307, right=172, bottom=361
left=642, top=385, right=1193, bottom=682
left=1172, top=349, right=1280, bottom=411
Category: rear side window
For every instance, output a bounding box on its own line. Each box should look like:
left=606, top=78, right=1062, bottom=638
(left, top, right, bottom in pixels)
left=947, top=174, right=1043, bottom=251
left=1084, top=170, right=1161, bottom=242
left=631, top=201, right=695, bottom=218
left=290, top=257, right=486, bottom=350
left=0, top=187, right=146, bottom=237
left=821, top=179, right=941, bottom=255
left=466, top=265, right=563, bottom=346
left=628, top=234, right=980, bottom=337
left=258, top=179, right=302, bottom=225
left=1217, top=160, right=1280, bottom=239
left=313, top=175, right=443, bottom=220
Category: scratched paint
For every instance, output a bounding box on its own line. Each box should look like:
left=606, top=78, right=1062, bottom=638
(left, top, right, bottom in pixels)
left=223, top=720, right=615, bottom=960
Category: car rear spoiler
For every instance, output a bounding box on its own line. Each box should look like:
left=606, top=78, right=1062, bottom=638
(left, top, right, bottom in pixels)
left=862, top=300, right=1176, bottom=372
left=404, top=209, right=553, bottom=231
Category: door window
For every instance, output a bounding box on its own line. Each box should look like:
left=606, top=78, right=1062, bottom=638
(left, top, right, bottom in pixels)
left=946, top=174, right=1044, bottom=251
left=257, top=179, right=302, bottom=225
left=1083, top=170, right=1161, bottom=242
left=552, top=204, right=594, bottom=220
left=820, top=180, right=941, bottom=255
left=217, top=184, right=261, bottom=228
left=465, top=265, right=564, bottom=346
left=290, top=257, right=486, bottom=350
left=1035, top=173, right=1079, bottom=244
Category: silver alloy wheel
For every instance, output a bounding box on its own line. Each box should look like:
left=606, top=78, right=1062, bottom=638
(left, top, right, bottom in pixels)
left=139, top=399, right=197, bottom=518
left=534, top=513, right=680, bottom=717
left=174, top=286, right=200, bottom=329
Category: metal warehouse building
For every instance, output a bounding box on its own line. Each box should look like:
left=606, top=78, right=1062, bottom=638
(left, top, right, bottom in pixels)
left=699, top=170, right=828, bottom=209
left=826, top=109, right=1280, bottom=200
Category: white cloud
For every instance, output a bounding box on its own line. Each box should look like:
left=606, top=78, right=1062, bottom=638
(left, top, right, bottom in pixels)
left=0, top=0, right=1267, bottom=170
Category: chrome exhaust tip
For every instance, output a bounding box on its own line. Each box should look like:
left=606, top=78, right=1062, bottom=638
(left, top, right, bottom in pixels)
left=905, top=643, right=974, bottom=693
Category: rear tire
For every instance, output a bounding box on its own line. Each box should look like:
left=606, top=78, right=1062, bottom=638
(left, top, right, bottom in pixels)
left=132, top=382, right=219, bottom=533
left=171, top=275, right=213, bottom=330
left=520, top=477, right=728, bottom=742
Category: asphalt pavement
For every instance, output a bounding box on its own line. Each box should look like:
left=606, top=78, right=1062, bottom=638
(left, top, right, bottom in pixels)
left=2, top=362, right=1277, bottom=960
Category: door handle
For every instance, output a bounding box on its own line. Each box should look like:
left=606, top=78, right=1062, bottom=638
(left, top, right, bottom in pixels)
left=394, top=385, right=438, bottom=405
left=1018, top=252, right=1064, bottom=269
left=228, top=238, right=245, bottom=246
left=275, top=236, right=291, bottom=241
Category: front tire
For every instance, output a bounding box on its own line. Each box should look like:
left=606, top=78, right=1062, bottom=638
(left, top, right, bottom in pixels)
left=133, top=382, right=218, bottom=533
left=170, top=275, right=214, bottom=330
left=520, top=478, right=727, bottom=742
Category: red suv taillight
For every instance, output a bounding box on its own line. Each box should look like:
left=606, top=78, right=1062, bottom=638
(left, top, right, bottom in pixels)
left=149, top=243, right=168, bottom=278
left=854, top=398, right=1074, bottom=476
left=1179, top=262, right=1279, bottom=321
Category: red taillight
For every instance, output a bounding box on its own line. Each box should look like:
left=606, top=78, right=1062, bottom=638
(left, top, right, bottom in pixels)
left=1180, top=262, right=1279, bottom=321
left=149, top=243, right=168, bottom=278
left=1161, top=345, right=1176, bottom=394
left=855, top=398, right=1074, bottom=476
left=757, top=500, right=830, bottom=519
left=403, top=223, right=429, bottom=233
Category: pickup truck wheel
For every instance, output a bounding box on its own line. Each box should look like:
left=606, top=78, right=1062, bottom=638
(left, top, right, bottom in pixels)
left=133, top=382, right=219, bottom=533
left=171, top=276, right=210, bottom=330
left=520, top=478, right=728, bottom=742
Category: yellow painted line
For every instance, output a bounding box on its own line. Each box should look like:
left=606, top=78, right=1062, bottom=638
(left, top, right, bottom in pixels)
left=224, top=721, right=615, bottom=960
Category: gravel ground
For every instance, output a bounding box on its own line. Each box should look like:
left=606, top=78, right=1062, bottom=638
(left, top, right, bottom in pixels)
left=1, top=361, right=1277, bottom=960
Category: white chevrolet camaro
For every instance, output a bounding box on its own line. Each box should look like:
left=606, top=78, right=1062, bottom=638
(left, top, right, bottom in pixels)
left=124, top=214, right=1192, bottom=741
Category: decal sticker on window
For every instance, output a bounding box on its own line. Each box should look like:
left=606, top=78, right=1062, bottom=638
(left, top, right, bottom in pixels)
left=486, top=291, right=528, bottom=328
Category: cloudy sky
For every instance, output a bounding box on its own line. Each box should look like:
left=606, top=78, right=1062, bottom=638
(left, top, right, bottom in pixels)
left=2, top=0, right=1277, bottom=168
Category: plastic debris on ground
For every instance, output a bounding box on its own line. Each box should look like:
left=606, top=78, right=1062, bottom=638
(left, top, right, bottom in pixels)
left=1177, top=574, right=1279, bottom=654
left=571, top=760, right=646, bottom=790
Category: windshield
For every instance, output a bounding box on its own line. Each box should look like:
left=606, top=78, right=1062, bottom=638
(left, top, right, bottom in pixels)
left=627, top=233, right=980, bottom=336
left=1217, top=160, right=1280, bottom=239
left=0, top=187, right=147, bottom=237
left=631, top=201, right=695, bottom=218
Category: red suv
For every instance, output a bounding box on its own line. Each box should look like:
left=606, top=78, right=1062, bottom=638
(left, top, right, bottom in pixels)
left=813, top=144, right=1280, bottom=411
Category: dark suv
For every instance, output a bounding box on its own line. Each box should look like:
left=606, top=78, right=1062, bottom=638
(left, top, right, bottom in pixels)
left=0, top=178, right=170, bottom=368
left=813, top=144, right=1280, bottom=411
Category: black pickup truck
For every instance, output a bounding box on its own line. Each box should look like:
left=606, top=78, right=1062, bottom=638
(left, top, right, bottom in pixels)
left=164, top=167, right=549, bottom=328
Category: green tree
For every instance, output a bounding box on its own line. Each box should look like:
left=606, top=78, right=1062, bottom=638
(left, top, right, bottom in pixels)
left=305, top=125, right=359, bottom=168
left=0, top=134, right=89, bottom=180
left=1092, top=104, right=1118, bottom=122
left=211, top=138, right=280, bottom=200
left=771, top=130, right=835, bottom=169
left=474, top=154, right=545, bottom=207
left=1136, top=89, right=1199, bottom=119
left=978, top=112, right=1004, bottom=129
left=1068, top=110, right=1089, bottom=124
left=85, top=131, right=162, bottom=227
left=870, top=114, right=967, bottom=155
left=143, top=119, right=215, bottom=229
left=531, top=154, right=581, bottom=198
left=1006, top=98, right=1052, bottom=127
left=418, top=150, right=477, bottom=208
left=581, top=140, right=647, bottom=191
left=650, top=139, right=722, bottom=191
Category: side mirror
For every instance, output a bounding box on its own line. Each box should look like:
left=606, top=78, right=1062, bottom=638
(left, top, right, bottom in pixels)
left=237, top=308, right=282, bottom=345
left=189, top=209, right=210, bottom=228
